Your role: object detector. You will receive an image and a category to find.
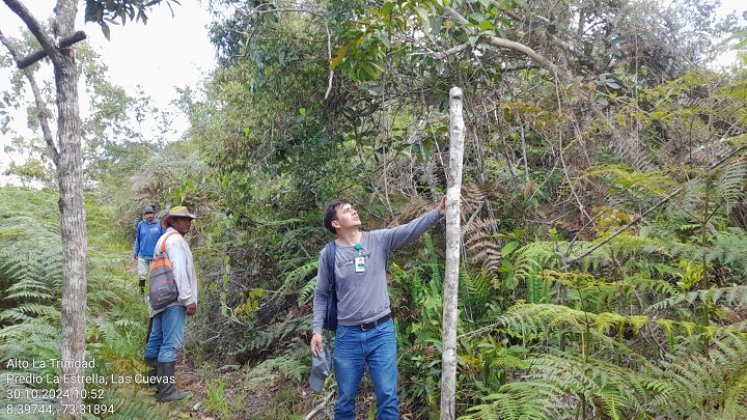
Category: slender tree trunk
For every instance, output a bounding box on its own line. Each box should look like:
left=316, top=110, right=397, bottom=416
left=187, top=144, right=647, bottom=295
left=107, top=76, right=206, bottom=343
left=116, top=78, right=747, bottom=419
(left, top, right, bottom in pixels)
left=50, top=3, right=88, bottom=416
left=55, top=46, right=88, bottom=418
left=2, top=0, right=87, bottom=417
left=440, top=87, right=465, bottom=419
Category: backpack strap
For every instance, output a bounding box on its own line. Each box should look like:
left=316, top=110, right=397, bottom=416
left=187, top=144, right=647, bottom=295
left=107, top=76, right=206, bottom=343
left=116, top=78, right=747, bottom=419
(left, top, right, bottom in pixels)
left=159, top=231, right=179, bottom=255
left=324, top=241, right=336, bottom=294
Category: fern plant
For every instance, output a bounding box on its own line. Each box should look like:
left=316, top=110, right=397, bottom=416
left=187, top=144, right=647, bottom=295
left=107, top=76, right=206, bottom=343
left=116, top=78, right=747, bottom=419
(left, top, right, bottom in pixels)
left=0, top=188, right=178, bottom=419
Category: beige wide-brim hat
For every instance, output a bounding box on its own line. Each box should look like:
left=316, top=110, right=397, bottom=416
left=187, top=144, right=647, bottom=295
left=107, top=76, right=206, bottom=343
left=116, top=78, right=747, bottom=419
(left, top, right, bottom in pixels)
left=163, top=206, right=196, bottom=228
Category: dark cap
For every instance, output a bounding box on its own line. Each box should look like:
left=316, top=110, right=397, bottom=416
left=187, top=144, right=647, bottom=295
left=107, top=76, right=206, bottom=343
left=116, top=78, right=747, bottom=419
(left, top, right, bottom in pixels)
left=309, top=344, right=332, bottom=392
left=143, top=205, right=155, bottom=214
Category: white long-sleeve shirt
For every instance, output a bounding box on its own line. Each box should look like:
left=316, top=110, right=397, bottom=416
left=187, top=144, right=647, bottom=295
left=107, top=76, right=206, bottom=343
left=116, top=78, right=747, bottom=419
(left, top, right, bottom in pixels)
left=148, top=227, right=198, bottom=317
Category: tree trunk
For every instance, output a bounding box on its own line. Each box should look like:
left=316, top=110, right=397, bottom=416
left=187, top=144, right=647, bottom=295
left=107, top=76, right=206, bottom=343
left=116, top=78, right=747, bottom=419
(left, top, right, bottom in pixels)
left=440, top=87, right=465, bottom=419
left=55, top=50, right=88, bottom=418
left=2, top=0, right=87, bottom=417
left=53, top=2, right=88, bottom=415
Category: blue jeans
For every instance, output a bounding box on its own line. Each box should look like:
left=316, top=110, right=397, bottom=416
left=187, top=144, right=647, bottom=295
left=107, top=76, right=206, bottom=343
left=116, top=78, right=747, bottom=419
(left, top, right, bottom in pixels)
left=144, top=305, right=186, bottom=363
left=333, top=318, right=399, bottom=420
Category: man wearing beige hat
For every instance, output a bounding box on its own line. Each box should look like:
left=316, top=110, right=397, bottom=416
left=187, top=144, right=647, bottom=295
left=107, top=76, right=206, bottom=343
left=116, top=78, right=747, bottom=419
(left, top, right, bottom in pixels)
left=144, top=206, right=198, bottom=402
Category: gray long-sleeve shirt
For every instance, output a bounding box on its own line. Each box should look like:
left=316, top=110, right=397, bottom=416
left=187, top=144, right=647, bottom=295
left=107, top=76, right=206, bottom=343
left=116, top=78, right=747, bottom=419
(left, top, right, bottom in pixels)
left=312, top=207, right=442, bottom=334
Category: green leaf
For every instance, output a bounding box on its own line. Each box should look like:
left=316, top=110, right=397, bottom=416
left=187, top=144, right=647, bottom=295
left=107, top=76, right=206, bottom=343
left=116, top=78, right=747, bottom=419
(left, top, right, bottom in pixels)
left=469, top=12, right=487, bottom=24
left=382, top=1, right=395, bottom=17
left=101, top=23, right=111, bottom=40
left=429, top=17, right=442, bottom=34
left=606, top=81, right=621, bottom=89
left=375, top=30, right=391, bottom=49
left=330, top=44, right=349, bottom=71
left=502, top=241, right=519, bottom=257
left=414, top=6, right=429, bottom=23
left=411, top=144, right=423, bottom=162
left=361, top=61, right=384, bottom=80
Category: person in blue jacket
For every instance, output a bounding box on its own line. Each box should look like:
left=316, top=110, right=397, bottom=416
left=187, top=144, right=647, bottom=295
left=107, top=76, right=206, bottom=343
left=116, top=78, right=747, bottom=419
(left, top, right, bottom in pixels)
left=133, top=205, right=164, bottom=295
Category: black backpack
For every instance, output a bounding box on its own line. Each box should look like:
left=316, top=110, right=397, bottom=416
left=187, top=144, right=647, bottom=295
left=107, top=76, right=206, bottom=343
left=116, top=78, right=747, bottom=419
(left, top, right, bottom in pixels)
left=322, top=241, right=338, bottom=331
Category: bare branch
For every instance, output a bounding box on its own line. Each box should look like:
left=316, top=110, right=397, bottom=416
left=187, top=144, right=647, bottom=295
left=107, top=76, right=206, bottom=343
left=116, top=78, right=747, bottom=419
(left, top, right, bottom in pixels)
left=0, top=30, right=60, bottom=165
left=2, top=0, right=59, bottom=62
left=443, top=5, right=568, bottom=80
left=18, top=31, right=86, bottom=69
left=227, top=2, right=334, bottom=100
left=303, top=390, right=335, bottom=420
left=409, top=42, right=470, bottom=60
left=237, top=3, right=324, bottom=20
left=324, top=22, right=334, bottom=100
left=499, top=4, right=584, bottom=56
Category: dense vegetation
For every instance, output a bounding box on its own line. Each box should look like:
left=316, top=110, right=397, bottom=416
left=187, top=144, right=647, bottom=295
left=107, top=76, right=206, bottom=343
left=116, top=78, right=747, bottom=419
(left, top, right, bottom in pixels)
left=0, top=188, right=174, bottom=419
left=2, top=0, right=747, bottom=418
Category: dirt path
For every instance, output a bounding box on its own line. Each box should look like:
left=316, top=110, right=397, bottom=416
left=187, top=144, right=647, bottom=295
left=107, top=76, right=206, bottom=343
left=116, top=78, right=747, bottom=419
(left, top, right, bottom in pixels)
left=159, top=354, right=386, bottom=419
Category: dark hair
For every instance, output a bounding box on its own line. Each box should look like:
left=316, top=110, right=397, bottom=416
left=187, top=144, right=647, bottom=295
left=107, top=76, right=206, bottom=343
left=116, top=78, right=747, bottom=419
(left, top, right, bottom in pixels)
left=323, top=200, right=349, bottom=234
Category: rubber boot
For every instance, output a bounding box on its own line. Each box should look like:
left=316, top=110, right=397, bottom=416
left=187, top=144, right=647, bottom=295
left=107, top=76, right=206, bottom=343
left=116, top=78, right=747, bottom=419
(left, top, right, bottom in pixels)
left=138, top=278, right=146, bottom=295
left=144, top=358, right=158, bottom=393
left=156, top=361, right=190, bottom=402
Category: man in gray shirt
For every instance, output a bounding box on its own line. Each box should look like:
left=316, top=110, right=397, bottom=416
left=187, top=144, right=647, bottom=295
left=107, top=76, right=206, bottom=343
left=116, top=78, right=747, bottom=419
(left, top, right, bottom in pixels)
left=310, top=197, right=445, bottom=419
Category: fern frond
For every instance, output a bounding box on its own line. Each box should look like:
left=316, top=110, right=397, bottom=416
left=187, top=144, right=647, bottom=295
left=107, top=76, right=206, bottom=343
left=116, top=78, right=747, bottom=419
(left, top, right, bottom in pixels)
left=467, top=351, right=675, bottom=419
left=493, top=303, right=732, bottom=346
left=715, top=156, right=747, bottom=211
left=460, top=266, right=494, bottom=311
left=464, top=218, right=502, bottom=273
left=648, top=286, right=747, bottom=311
left=511, top=242, right=560, bottom=283
left=645, top=334, right=747, bottom=416
left=464, top=381, right=557, bottom=419
left=276, top=259, right=318, bottom=299
left=297, top=277, right=317, bottom=306
left=722, top=371, right=747, bottom=419
left=579, top=164, right=678, bottom=198
left=0, top=319, right=59, bottom=341
left=239, top=315, right=311, bottom=354
left=0, top=304, right=60, bottom=321
left=2, top=288, right=54, bottom=301
left=461, top=182, right=500, bottom=220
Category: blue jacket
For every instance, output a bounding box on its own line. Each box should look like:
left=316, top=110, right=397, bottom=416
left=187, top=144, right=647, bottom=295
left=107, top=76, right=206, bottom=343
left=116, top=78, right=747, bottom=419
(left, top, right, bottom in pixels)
left=133, top=219, right=164, bottom=259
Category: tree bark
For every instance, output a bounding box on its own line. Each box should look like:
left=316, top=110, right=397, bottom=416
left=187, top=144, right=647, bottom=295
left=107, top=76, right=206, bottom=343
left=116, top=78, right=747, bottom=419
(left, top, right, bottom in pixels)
left=440, top=87, right=466, bottom=419
left=55, top=46, right=87, bottom=419
left=2, top=0, right=87, bottom=417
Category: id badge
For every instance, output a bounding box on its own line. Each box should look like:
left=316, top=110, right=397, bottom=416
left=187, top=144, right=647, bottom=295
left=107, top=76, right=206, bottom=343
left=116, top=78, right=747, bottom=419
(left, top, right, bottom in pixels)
left=355, top=256, right=366, bottom=273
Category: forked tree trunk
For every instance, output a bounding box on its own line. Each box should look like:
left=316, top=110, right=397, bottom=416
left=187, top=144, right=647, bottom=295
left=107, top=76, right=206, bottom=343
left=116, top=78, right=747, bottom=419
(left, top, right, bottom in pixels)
left=2, top=0, right=87, bottom=417
left=440, top=87, right=465, bottom=419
